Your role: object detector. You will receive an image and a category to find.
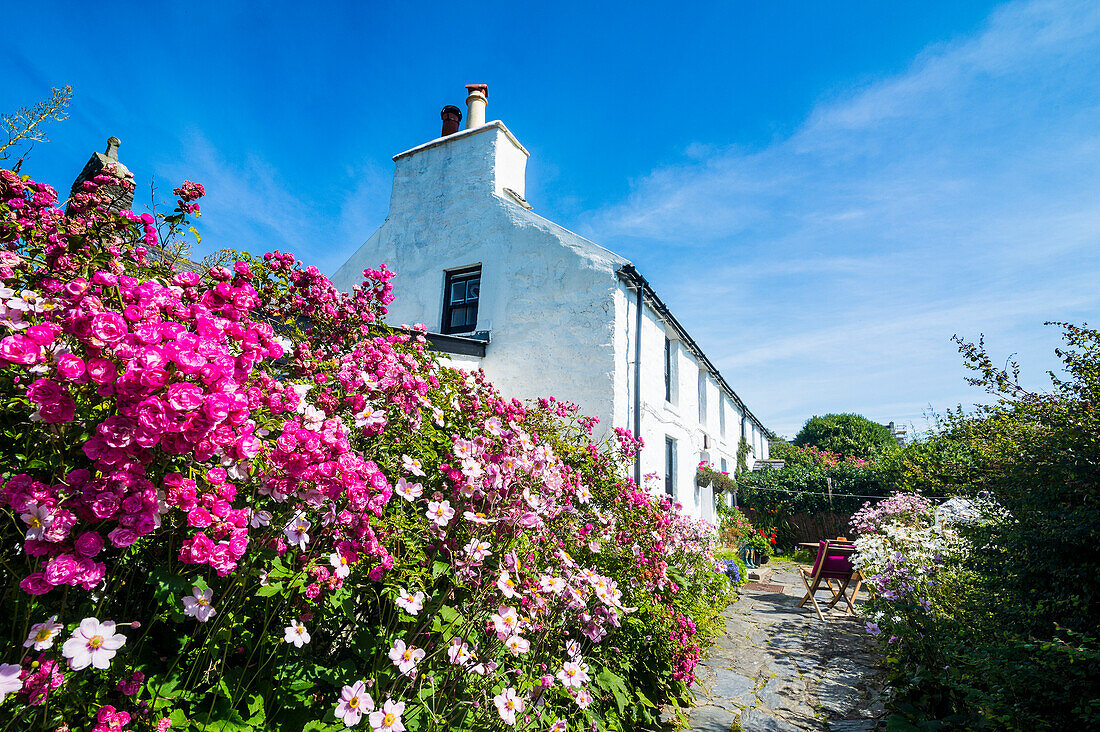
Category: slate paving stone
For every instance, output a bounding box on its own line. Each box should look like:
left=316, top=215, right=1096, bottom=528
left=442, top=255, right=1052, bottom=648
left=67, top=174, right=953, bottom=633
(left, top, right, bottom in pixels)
left=712, top=670, right=755, bottom=700
left=687, top=704, right=740, bottom=732
left=684, top=562, right=888, bottom=731
left=740, top=707, right=825, bottom=732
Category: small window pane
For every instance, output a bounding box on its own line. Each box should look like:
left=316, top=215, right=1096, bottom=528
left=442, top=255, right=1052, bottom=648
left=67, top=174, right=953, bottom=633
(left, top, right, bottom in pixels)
left=443, top=267, right=482, bottom=334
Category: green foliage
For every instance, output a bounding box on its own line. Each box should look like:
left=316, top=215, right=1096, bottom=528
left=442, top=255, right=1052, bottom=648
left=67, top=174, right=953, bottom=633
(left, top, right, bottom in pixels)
left=765, top=439, right=813, bottom=467
left=737, top=459, right=890, bottom=545
left=792, top=413, right=895, bottom=460
left=873, top=323, right=1100, bottom=730
left=735, top=436, right=752, bottom=475
left=1, top=85, right=72, bottom=160
left=716, top=506, right=753, bottom=547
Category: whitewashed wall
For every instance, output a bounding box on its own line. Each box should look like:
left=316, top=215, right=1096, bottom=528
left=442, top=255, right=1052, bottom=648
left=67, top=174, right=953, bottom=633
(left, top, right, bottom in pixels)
left=332, top=120, right=768, bottom=522
left=332, top=122, right=628, bottom=432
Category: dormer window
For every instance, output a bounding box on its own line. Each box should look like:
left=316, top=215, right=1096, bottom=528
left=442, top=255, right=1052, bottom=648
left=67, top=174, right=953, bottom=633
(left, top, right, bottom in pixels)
left=442, top=266, right=481, bottom=334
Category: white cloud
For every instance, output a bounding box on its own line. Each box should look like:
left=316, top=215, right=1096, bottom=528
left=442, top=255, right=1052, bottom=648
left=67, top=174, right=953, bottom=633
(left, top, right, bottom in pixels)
left=583, top=0, right=1100, bottom=437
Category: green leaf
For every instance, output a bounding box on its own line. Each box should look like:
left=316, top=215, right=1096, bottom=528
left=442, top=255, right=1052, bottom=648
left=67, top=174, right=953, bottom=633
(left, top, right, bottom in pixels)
left=168, top=708, right=190, bottom=729
left=255, top=583, right=282, bottom=597
left=595, top=668, right=629, bottom=713
left=246, top=693, right=266, bottom=725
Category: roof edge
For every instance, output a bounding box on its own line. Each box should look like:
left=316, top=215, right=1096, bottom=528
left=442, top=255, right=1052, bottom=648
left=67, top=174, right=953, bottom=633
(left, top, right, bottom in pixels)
left=616, top=264, right=769, bottom=436
left=393, top=121, right=530, bottom=162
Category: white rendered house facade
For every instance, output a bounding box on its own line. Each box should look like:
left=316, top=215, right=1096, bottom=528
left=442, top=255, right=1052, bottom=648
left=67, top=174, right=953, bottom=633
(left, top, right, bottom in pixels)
left=332, top=93, right=769, bottom=521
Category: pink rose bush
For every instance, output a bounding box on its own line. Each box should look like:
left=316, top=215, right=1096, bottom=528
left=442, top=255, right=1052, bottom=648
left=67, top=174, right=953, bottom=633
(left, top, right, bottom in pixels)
left=0, top=165, right=734, bottom=730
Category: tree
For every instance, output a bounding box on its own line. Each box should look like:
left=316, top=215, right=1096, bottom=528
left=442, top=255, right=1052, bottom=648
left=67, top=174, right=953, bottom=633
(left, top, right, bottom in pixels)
left=792, top=413, right=894, bottom=460
left=1, top=85, right=72, bottom=164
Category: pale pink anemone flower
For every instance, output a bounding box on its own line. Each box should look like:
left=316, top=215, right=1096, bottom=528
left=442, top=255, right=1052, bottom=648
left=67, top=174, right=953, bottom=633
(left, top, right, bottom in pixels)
left=284, top=620, right=310, bottom=647
left=557, top=661, right=589, bottom=688
left=330, top=551, right=352, bottom=579
left=369, top=699, right=406, bottom=732
left=61, top=618, right=127, bottom=670
left=505, top=634, right=530, bottom=656
left=20, top=501, right=52, bottom=541
left=496, top=570, right=521, bottom=599
left=181, top=586, right=217, bottom=623
left=464, top=538, right=491, bottom=562
left=493, top=686, right=525, bottom=726
left=548, top=720, right=567, bottom=732
left=401, top=455, right=425, bottom=477
left=491, top=606, right=520, bottom=639
left=24, top=615, right=64, bottom=650
left=283, top=514, right=311, bottom=550
left=353, top=407, right=386, bottom=430
left=0, top=663, right=22, bottom=702
left=387, top=639, right=425, bottom=676
left=425, top=500, right=454, bottom=527
left=574, top=688, right=593, bottom=709
left=539, top=575, right=566, bottom=594
left=394, top=589, right=425, bottom=615
left=335, top=680, right=374, bottom=727
left=447, top=637, right=472, bottom=665
left=394, top=478, right=422, bottom=502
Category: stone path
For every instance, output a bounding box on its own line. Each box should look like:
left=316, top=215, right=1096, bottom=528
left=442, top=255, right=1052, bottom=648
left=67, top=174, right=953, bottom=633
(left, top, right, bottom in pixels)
left=685, top=561, right=887, bottom=731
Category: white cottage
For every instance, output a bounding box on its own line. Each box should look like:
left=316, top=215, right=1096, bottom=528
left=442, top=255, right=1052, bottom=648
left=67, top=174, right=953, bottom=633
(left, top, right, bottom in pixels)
left=333, top=85, right=769, bottom=522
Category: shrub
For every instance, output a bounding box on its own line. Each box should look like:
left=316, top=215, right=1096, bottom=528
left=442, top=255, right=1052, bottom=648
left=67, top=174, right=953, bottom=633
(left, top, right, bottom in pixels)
left=0, top=168, right=735, bottom=731
left=792, top=413, right=896, bottom=461
left=854, top=326, right=1100, bottom=730
left=737, top=459, right=892, bottom=547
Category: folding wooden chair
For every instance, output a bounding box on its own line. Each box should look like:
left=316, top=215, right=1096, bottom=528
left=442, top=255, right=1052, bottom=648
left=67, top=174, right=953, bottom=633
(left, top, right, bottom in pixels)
left=798, top=540, right=862, bottom=621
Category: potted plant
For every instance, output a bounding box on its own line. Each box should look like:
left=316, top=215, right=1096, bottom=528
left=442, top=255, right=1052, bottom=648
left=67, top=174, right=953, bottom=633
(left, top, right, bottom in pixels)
left=743, top=529, right=777, bottom=564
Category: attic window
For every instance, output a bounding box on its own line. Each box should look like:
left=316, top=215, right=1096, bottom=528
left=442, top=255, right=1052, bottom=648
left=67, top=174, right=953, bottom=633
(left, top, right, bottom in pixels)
left=442, top=266, right=481, bottom=334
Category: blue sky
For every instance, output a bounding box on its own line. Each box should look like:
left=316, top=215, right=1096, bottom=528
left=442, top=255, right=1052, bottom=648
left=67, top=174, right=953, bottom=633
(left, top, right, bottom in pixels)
left=4, top=0, right=1098, bottom=437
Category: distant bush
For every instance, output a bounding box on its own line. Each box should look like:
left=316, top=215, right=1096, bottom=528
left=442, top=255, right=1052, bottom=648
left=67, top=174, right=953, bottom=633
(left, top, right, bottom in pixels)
left=792, top=413, right=896, bottom=461
left=737, top=459, right=891, bottom=547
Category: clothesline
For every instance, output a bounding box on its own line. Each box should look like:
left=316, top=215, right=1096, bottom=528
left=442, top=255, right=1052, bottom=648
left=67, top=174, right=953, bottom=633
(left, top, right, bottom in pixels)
left=733, top=485, right=953, bottom=501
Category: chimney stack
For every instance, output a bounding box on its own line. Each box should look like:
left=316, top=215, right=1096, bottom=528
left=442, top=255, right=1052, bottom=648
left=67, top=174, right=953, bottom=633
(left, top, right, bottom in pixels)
left=465, top=84, right=488, bottom=129
left=440, top=105, right=463, bottom=137
left=68, top=136, right=135, bottom=214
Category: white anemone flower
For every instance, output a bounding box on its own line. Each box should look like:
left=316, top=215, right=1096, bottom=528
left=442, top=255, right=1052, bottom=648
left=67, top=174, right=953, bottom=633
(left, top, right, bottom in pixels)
left=395, top=589, right=426, bottom=615
left=330, top=551, right=352, bottom=579
left=284, top=620, right=310, bottom=647
left=24, top=615, right=63, bottom=650
left=61, top=618, right=127, bottom=670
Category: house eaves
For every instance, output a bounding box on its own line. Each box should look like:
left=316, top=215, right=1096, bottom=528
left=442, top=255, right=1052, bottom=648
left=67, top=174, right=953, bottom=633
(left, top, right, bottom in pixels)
left=616, top=264, right=769, bottom=437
